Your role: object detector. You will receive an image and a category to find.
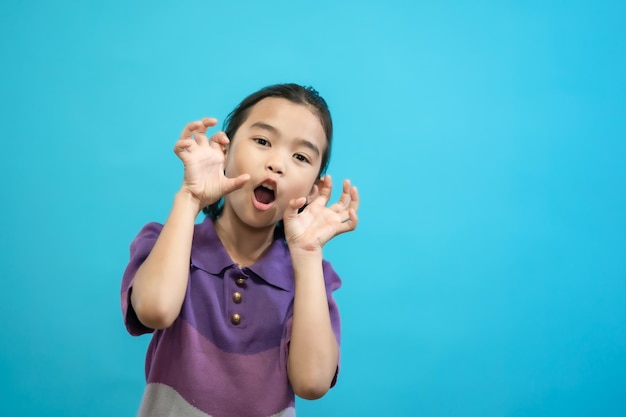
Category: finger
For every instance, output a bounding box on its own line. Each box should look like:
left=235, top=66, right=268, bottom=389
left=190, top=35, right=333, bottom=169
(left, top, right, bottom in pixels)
left=174, top=138, right=198, bottom=157
left=348, top=207, right=358, bottom=227
left=283, top=197, right=307, bottom=220
left=337, top=179, right=352, bottom=208
left=179, top=118, right=217, bottom=140
left=328, top=179, right=352, bottom=212
left=290, top=196, right=307, bottom=211
left=221, top=174, right=251, bottom=195
left=335, top=208, right=359, bottom=236
left=193, top=117, right=217, bottom=145
left=348, top=185, right=360, bottom=212
left=179, top=120, right=203, bottom=139
left=201, top=117, right=218, bottom=128
left=208, top=131, right=230, bottom=151
left=315, top=175, right=333, bottom=204
left=193, top=117, right=218, bottom=146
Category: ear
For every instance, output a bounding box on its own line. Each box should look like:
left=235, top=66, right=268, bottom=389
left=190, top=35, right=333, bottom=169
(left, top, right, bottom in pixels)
left=306, top=177, right=322, bottom=202
left=222, top=140, right=232, bottom=174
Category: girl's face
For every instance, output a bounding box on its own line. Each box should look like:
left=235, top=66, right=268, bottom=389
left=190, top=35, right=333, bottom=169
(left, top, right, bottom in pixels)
left=222, top=97, right=327, bottom=229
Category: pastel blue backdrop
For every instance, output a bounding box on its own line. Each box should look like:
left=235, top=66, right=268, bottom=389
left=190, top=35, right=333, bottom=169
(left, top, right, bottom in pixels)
left=1, top=1, right=624, bottom=416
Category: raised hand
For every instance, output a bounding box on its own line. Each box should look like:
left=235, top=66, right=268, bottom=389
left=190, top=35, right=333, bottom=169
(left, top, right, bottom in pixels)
left=283, top=175, right=359, bottom=253
left=173, top=118, right=250, bottom=210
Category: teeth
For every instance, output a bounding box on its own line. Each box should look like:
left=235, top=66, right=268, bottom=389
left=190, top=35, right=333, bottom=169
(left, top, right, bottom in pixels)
left=261, top=184, right=274, bottom=191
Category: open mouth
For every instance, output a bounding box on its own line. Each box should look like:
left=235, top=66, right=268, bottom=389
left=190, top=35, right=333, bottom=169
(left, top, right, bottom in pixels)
left=253, top=184, right=275, bottom=205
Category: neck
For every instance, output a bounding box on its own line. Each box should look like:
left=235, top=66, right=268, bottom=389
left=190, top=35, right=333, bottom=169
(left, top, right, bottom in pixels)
left=214, top=210, right=276, bottom=267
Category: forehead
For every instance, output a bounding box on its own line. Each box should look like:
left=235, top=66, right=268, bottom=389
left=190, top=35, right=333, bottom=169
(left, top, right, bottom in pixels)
left=242, top=97, right=327, bottom=145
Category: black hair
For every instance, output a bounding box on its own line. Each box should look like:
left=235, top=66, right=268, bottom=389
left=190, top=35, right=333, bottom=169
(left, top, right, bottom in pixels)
left=203, top=83, right=333, bottom=220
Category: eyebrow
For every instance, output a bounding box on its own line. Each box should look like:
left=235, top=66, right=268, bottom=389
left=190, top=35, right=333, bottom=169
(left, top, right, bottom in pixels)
left=250, top=121, right=321, bottom=157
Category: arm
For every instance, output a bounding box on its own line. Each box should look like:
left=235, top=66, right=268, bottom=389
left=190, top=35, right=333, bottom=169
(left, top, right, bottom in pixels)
left=283, top=176, right=359, bottom=399
left=130, top=118, right=249, bottom=329
left=288, top=251, right=339, bottom=400
left=129, top=190, right=200, bottom=329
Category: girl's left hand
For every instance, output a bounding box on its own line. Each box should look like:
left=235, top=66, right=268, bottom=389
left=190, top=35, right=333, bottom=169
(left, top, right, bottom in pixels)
left=283, top=175, right=359, bottom=253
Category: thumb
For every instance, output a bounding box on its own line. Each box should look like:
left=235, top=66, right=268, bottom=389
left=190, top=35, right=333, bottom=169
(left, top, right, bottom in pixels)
left=284, top=197, right=307, bottom=221
left=222, top=174, right=250, bottom=195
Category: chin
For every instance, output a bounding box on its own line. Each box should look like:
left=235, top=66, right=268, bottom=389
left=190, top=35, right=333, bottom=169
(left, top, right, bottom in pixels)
left=240, top=209, right=282, bottom=230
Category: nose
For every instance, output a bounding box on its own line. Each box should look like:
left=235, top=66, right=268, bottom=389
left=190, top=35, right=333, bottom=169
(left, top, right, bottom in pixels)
left=266, top=157, right=285, bottom=175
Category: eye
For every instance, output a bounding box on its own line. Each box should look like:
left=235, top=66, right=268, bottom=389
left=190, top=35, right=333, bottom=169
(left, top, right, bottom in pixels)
left=293, top=153, right=310, bottom=164
left=254, top=138, right=269, bottom=146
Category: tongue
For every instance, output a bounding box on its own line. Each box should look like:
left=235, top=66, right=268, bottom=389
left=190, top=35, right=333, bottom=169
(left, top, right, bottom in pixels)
left=254, top=187, right=275, bottom=204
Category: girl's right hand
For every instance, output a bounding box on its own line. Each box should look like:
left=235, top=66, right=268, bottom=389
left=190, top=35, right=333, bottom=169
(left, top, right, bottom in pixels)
left=173, top=118, right=250, bottom=211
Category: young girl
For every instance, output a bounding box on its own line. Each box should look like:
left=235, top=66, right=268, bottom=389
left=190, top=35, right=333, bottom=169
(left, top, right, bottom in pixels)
left=121, top=83, right=359, bottom=417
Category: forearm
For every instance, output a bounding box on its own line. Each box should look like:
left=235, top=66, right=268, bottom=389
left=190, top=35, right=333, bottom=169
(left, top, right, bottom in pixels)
left=287, top=251, right=339, bottom=400
left=130, top=190, right=201, bottom=329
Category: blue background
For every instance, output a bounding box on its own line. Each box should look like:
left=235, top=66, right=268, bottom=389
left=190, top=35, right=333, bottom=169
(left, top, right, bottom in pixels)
left=1, top=1, right=625, bottom=416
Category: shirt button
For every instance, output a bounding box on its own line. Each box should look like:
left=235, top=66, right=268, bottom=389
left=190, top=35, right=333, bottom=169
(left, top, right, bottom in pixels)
left=231, top=313, right=241, bottom=325
left=232, top=292, right=243, bottom=303
left=235, top=277, right=246, bottom=287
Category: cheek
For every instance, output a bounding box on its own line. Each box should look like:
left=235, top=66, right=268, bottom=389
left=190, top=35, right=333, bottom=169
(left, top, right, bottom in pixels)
left=223, top=151, right=243, bottom=177
left=290, top=176, right=318, bottom=199
left=223, top=157, right=234, bottom=176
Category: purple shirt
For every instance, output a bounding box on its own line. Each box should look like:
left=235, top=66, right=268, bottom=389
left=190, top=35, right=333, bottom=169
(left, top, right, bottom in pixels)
left=121, top=217, right=342, bottom=417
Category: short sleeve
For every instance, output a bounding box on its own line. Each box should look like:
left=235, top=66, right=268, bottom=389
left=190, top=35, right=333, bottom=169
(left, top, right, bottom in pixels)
left=120, top=222, right=164, bottom=336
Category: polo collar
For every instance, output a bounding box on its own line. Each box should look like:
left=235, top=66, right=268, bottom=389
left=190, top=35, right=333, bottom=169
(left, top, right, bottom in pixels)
left=190, top=217, right=294, bottom=292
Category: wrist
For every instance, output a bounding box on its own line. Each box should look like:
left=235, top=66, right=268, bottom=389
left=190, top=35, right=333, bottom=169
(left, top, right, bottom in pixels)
left=290, top=247, right=323, bottom=264
left=290, top=249, right=324, bottom=286
left=174, top=189, right=204, bottom=216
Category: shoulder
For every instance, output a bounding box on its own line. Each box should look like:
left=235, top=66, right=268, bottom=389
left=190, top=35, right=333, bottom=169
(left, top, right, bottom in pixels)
left=128, top=222, right=163, bottom=253
left=130, top=218, right=214, bottom=249
left=134, top=221, right=163, bottom=237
